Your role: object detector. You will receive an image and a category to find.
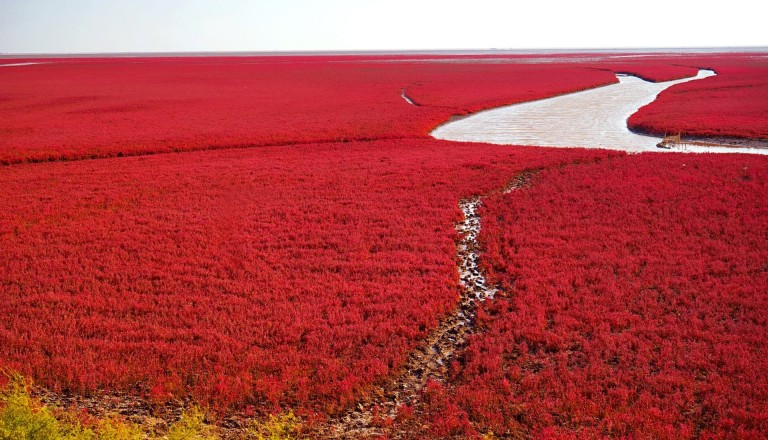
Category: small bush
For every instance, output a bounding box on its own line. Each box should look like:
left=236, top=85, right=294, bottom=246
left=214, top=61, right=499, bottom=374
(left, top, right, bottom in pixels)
left=165, top=406, right=217, bottom=440
left=247, top=411, right=301, bottom=440
left=0, top=372, right=64, bottom=439
left=0, top=371, right=157, bottom=439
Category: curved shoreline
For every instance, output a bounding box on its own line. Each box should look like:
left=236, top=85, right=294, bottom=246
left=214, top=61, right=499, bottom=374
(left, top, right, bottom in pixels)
left=432, top=69, right=768, bottom=155
left=629, top=129, right=768, bottom=150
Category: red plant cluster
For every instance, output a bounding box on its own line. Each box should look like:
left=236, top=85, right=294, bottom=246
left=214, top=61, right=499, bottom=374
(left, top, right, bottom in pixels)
left=2, top=53, right=740, bottom=166
left=0, top=139, right=610, bottom=414
left=0, top=57, right=619, bottom=164
left=436, top=154, right=768, bottom=438
left=595, top=61, right=701, bottom=82
left=629, top=55, right=768, bottom=140
left=402, top=63, right=615, bottom=112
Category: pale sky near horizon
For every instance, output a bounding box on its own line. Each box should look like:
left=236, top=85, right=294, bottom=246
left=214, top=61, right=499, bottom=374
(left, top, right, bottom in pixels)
left=0, top=0, right=765, bottom=54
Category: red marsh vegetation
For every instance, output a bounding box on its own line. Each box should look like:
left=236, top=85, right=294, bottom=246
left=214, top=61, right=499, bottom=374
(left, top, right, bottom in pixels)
left=1, top=52, right=766, bottom=437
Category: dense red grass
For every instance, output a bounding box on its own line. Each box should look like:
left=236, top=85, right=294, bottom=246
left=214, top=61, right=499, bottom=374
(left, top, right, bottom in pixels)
left=597, top=62, right=701, bottom=82
left=0, top=139, right=611, bottom=414
left=629, top=55, right=768, bottom=140
left=1, top=53, right=736, bottom=166
left=0, top=57, right=620, bottom=164
left=1, top=53, right=767, bottom=436
left=427, top=154, right=768, bottom=438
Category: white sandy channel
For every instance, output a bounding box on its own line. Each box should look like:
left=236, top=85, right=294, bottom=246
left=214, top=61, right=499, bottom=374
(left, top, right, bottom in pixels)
left=0, top=62, right=44, bottom=67
left=432, top=70, right=768, bottom=155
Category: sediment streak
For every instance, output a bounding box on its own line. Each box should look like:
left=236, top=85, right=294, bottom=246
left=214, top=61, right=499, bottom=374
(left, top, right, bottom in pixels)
left=323, top=173, right=533, bottom=438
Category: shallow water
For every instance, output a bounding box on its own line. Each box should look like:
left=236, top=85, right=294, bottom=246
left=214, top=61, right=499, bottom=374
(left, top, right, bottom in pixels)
left=432, top=70, right=768, bottom=155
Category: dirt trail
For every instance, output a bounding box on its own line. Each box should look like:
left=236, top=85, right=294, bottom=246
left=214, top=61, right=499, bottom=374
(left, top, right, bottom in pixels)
left=319, top=171, right=536, bottom=439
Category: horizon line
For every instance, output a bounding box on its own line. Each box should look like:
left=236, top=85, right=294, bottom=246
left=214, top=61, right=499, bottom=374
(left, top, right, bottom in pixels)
left=2, top=46, right=767, bottom=58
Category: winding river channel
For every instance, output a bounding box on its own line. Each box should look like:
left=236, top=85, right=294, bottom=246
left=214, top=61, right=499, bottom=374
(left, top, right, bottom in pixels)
left=432, top=69, right=767, bottom=155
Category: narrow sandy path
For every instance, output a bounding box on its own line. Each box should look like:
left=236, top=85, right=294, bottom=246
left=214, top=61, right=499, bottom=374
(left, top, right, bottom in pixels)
left=0, top=62, right=45, bottom=67
left=432, top=70, right=768, bottom=155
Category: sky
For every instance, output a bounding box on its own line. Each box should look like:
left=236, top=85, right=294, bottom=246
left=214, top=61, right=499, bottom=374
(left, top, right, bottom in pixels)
left=0, top=0, right=766, bottom=54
